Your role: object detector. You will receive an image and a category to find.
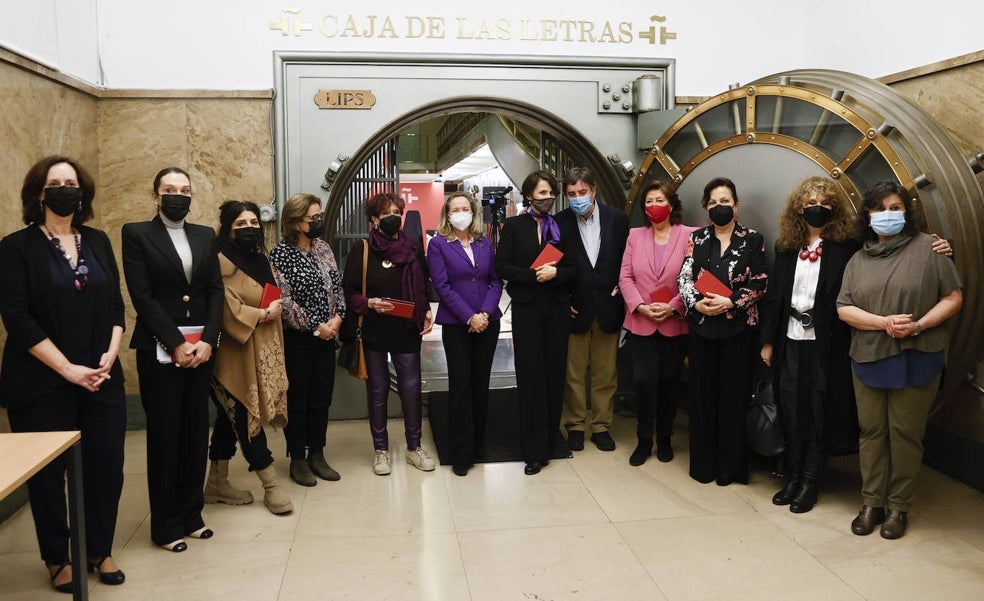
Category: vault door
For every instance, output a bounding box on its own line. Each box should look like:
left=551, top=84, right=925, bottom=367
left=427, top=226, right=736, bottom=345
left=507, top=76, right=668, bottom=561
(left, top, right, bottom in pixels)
left=633, top=69, right=984, bottom=441
left=334, top=140, right=398, bottom=267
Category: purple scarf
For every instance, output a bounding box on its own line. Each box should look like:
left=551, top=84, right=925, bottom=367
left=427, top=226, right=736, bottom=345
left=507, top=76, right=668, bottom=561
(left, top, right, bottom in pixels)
left=368, top=228, right=428, bottom=330
left=527, top=209, right=560, bottom=245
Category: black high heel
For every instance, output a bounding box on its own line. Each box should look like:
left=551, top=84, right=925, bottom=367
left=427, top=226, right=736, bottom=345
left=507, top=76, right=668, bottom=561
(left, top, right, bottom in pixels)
left=87, top=556, right=126, bottom=585
left=46, top=562, right=73, bottom=594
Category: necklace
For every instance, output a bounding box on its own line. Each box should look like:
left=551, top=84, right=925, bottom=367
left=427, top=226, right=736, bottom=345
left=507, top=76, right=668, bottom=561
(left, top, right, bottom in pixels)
left=798, top=239, right=823, bottom=262
left=43, top=226, right=89, bottom=291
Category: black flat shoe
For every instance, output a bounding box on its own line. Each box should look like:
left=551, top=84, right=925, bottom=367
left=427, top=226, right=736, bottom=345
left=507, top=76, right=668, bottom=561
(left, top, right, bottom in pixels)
left=715, top=473, right=734, bottom=486
left=88, top=556, right=125, bottom=585
left=452, top=464, right=470, bottom=476
left=46, top=562, right=72, bottom=594
left=524, top=462, right=542, bottom=475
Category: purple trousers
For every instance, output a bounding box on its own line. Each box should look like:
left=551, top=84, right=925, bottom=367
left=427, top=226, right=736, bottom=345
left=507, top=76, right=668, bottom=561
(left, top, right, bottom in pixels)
left=364, top=349, right=422, bottom=450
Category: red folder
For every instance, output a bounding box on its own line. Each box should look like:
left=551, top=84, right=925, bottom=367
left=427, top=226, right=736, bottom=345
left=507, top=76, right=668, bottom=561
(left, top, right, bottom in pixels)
left=531, top=243, right=563, bottom=269
left=381, top=297, right=415, bottom=319
left=260, top=283, right=281, bottom=309
left=649, top=286, right=673, bottom=304
left=695, top=269, right=733, bottom=297
left=157, top=325, right=204, bottom=364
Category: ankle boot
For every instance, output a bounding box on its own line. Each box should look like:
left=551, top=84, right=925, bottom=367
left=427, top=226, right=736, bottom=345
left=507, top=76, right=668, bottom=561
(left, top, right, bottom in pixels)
left=772, top=474, right=802, bottom=506
left=289, top=458, right=317, bottom=486
left=655, top=436, right=674, bottom=462
left=790, top=473, right=818, bottom=513
left=256, top=466, right=293, bottom=515
left=308, top=449, right=341, bottom=481
left=629, top=438, right=653, bottom=466
left=204, top=460, right=254, bottom=505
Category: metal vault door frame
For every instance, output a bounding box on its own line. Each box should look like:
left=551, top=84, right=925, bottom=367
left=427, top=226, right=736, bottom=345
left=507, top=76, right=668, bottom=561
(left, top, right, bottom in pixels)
left=272, top=52, right=676, bottom=230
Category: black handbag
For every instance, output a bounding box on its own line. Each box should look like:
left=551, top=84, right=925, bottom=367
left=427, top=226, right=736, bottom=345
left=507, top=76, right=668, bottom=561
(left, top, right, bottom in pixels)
left=746, top=374, right=785, bottom=457
left=337, top=335, right=361, bottom=371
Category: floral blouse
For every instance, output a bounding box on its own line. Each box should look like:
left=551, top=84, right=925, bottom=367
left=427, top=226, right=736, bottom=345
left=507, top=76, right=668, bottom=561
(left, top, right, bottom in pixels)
left=270, top=239, right=346, bottom=332
left=678, top=222, right=768, bottom=335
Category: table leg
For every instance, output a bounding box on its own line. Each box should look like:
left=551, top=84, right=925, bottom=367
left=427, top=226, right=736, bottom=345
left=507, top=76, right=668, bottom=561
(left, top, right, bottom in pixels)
left=66, top=441, right=88, bottom=601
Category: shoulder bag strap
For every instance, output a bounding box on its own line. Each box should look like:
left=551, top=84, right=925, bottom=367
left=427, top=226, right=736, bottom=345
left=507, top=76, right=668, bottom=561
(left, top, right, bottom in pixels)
left=358, top=240, right=368, bottom=331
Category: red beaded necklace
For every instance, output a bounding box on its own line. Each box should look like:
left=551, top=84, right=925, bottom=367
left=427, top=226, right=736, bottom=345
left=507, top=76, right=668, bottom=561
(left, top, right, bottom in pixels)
left=798, top=239, right=823, bottom=262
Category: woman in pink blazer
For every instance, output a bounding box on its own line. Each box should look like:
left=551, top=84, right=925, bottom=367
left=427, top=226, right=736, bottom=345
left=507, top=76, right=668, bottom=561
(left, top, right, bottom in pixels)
left=619, top=181, right=697, bottom=466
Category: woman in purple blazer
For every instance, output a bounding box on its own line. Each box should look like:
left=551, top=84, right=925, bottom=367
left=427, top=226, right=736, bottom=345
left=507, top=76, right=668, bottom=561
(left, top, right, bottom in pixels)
left=619, top=181, right=698, bottom=466
left=426, top=192, right=503, bottom=476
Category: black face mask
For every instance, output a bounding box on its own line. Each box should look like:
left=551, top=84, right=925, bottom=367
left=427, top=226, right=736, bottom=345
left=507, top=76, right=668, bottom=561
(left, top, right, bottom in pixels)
left=708, top=204, right=734, bottom=227
left=233, top=226, right=262, bottom=252
left=304, top=219, right=326, bottom=240
left=378, top=215, right=402, bottom=236
left=160, top=194, right=192, bottom=221
left=802, top=205, right=832, bottom=228
left=43, top=186, right=82, bottom=217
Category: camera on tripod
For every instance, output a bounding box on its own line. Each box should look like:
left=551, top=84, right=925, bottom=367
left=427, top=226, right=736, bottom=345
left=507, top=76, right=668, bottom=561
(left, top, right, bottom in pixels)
left=481, top=186, right=512, bottom=246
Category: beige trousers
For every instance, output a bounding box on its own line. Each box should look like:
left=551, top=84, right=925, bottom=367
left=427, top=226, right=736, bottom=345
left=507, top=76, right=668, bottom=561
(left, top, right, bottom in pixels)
left=562, top=319, right=618, bottom=434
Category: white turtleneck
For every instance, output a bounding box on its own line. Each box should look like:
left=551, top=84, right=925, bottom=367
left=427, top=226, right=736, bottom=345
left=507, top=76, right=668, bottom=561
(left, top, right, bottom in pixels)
left=161, top=211, right=193, bottom=282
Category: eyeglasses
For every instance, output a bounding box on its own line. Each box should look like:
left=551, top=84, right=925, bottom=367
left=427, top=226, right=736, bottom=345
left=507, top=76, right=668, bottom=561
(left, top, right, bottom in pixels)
left=305, top=213, right=324, bottom=222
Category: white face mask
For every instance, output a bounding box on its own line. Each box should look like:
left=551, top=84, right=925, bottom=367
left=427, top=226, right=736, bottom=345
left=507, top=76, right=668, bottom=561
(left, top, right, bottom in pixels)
left=449, top=211, right=473, bottom=231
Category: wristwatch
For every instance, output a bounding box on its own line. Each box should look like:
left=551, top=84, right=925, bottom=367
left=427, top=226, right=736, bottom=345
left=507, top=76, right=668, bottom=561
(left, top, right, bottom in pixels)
left=913, top=320, right=922, bottom=336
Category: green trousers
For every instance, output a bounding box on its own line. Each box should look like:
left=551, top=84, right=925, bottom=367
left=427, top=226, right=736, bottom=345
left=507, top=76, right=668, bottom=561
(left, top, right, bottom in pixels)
left=852, top=372, right=940, bottom=512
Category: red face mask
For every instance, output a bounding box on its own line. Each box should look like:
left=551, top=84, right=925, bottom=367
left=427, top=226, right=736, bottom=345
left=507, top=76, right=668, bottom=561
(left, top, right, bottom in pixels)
left=645, top=203, right=672, bottom=224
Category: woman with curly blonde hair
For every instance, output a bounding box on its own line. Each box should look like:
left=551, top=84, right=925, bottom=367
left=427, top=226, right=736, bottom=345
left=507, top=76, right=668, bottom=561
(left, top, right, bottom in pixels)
left=760, top=176, right=860, bottom=512
left=760, top=177, right=949, bottom=514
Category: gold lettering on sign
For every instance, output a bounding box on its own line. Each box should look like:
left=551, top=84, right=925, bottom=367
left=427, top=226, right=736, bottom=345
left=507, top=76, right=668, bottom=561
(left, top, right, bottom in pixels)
left=269, top=8, right=679, bottom=47
left=314, top=90, right=377, bottom=110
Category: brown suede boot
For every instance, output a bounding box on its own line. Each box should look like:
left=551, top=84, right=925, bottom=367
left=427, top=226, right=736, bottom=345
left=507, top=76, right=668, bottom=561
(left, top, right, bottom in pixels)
left=256, top=466, right=294, bottom=515
left=204, top=460, right=254, bottom=505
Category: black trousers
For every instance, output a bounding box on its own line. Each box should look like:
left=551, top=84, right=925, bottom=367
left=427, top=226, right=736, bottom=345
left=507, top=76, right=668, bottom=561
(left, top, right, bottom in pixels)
left=687, top=330, right=754, bottom=484
left=283, top=330, right=336, bottom=458
left=631, top=331, right=688, bottom=440
left=511, top=293, right=570, bottom=464
left=7, top=379, right=126, bottom=563
left=779, top=340, right=827, bottom=477
left=208, top=389, right=274, bottom=471
left=136, top=350, right=212, bottom=545
left=442, top=320, right=500, bottom=466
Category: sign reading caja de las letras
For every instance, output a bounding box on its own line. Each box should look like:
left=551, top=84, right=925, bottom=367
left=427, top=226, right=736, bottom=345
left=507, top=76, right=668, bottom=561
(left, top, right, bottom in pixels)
left=315, top=89, right=377, bottom=109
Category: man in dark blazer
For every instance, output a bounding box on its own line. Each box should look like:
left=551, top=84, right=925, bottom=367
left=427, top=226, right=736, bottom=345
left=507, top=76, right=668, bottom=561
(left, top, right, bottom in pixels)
left=555, top=167, right=629, bottom=452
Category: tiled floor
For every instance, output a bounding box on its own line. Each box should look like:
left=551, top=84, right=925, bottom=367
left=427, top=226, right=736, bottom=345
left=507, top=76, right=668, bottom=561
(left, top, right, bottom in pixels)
left=2, top=416, right=983, bottom=600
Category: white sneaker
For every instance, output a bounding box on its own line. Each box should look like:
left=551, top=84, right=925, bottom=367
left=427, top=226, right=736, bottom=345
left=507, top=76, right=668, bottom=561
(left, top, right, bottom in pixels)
left=406, top=447, right=436, bottom=471
left=373, top=450, right=391, bottom=475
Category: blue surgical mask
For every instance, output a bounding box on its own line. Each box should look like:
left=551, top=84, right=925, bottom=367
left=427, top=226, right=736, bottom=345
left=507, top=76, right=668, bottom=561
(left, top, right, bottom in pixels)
left=869, top=211, right=905, bottom=236
left=569, top=194, right=593, bottom=216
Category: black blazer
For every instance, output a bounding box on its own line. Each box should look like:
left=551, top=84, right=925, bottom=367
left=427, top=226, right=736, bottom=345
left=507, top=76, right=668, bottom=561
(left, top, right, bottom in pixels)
left=495, top=213, right=576, bottom=305
left=556, top=203, right=629, bottom=334
left=121, top=217, right=224, bottom=353
left=760, top=239, right=860, bottom=453
left=0, top=225, right=125, bottom=409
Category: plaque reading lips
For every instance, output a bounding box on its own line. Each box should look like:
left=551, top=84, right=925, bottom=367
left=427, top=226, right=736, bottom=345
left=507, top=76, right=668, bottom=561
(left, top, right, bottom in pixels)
left=314, top=90, right=377, bottom=109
